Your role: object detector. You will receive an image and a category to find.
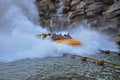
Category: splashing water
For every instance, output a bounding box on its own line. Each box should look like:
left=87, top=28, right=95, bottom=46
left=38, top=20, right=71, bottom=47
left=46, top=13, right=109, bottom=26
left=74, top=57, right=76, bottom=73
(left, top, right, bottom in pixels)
left=67, top=23, right=118, bottom=55
left=0, top=0, right=118, bottom=62
left=57, top=0, right=64, bottom=18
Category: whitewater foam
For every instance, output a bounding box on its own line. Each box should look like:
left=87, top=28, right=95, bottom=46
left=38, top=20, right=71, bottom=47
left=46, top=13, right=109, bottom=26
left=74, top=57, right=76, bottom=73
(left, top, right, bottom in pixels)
left=0, top=0, right=118, bottom=62
left=68, top=23, right=118, bottom=55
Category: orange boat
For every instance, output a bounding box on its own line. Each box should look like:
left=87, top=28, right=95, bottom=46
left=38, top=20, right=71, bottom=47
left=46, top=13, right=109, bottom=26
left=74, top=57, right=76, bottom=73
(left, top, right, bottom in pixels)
left=55, top=39, right=81, bottom=45
left=38, top=33, right=81, bottom=46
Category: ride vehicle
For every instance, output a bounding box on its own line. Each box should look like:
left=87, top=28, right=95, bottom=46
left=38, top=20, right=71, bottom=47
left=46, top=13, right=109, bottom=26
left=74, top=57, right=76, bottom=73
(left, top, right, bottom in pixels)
left=39, top=33, right=81, bottom=46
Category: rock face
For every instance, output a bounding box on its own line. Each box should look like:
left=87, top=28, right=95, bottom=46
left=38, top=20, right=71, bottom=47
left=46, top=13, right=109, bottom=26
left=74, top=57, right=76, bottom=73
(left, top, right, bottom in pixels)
left=36, top=0, right=70, bottom=32
left=114, top=35, right=120, bottom=46
left=36, top=0, right=120, bottom=45
left=103, top=1, right=120, bottom=19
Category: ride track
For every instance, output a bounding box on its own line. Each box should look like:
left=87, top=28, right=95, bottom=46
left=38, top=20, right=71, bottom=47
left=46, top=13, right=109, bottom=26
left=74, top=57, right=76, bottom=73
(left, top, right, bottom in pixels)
left=62, top=53, right=120, bottom=67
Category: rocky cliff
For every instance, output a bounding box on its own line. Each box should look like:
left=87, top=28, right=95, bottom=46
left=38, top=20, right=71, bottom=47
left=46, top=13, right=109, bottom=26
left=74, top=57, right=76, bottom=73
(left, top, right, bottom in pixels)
left=36, top=0, right=120, bottom=45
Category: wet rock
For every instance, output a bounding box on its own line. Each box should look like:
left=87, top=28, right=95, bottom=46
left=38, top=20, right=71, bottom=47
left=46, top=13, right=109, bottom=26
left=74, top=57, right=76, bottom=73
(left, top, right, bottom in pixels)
left=63, top=0, right=71, bottom=12
left=114, top=36, right=120, bottom=45
left=103, top=1, right=120, bottom=19
left=101, top=26, right=118, bottom=35
left=63, top=7, right=70, bottom=13
left=68, top=1, right=86, bottom=21
left=69, top=8, right=84, bottom=19
left=86, top=2, right=103, bottom=17
left=88, top=19, right=98, bottom=27
left=100, top=14, right=119, bottom=37
left=76, top=1, right=86, bottom=10
left=70, top=0, right=81, bottom=7
left=101, top=0, right=114, bottom=5
left=36, top=0, right=120, bottom=42
left=86, top=0, right=96, bottom=5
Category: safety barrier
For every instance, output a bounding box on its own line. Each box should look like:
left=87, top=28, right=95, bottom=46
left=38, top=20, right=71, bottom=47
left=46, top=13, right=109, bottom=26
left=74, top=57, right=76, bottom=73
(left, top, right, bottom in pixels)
left=62, top=53, right=120, bottom=66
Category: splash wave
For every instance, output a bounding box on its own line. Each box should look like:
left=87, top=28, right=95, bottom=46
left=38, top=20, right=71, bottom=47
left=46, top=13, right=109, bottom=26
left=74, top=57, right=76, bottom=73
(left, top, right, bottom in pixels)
left=0, top=0, right=118, bottom=62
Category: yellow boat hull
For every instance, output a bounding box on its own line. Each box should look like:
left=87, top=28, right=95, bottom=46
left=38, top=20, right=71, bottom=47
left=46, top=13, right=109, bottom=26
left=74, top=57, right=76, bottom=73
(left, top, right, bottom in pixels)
left=55, top=39, right=81, bottom=45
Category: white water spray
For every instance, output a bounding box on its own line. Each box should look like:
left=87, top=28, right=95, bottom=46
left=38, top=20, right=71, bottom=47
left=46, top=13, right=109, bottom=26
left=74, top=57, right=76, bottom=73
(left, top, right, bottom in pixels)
left=0, top=0, right=58, bottom=61
left=57, top=0, right=64, bottom=18
left=0, top=0, right=118, bottom=62
left=67, top=23, right=118, bottom=55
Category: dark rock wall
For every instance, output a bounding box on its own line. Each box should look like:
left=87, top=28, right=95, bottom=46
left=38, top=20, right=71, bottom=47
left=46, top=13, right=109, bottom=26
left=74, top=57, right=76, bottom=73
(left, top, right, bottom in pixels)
left=36, top=0, right=120, bottom=44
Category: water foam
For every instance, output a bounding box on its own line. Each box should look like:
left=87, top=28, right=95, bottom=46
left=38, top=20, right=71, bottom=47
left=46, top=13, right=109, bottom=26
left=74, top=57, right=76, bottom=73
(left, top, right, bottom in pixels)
left=68, top=23, right=118, bottom=55
left=0, top=0, right=118, bottom=62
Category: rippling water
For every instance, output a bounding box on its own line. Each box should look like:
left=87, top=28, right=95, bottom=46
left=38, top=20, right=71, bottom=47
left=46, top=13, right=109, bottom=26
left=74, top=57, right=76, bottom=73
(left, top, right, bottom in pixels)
left=0, top=53, right=120, bottom=80
left=0, top=0, right=120, bottom=79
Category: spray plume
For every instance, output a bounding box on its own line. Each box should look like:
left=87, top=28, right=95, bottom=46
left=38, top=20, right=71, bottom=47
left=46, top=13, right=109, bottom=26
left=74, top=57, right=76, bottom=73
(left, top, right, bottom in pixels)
left=0, top=0, right=118, bottom=62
